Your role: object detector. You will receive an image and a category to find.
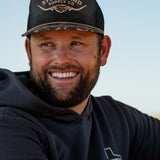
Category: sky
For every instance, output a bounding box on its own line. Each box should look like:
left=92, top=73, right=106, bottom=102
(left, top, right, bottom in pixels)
left=0, top=1, right=160, bottom=115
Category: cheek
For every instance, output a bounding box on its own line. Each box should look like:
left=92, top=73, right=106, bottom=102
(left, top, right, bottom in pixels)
left=77, top=49, right=99, bottom=67
left=31, top=50, right=53, bottom=71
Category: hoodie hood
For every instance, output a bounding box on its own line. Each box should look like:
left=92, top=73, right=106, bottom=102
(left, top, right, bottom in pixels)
left=0, top=69, right=92, bottom=122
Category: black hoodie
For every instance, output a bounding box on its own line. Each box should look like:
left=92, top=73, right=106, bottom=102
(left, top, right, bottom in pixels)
left=0, top=68, right=160, bottom=160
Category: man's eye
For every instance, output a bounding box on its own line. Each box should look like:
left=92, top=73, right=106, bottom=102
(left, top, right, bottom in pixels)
left=71, top=41, right=83, bottom=46
left=40, top=42, right=55, bottom=47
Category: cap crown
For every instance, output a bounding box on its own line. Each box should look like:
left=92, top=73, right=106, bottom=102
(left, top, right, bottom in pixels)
left=22, top=0, right=104, bottom=36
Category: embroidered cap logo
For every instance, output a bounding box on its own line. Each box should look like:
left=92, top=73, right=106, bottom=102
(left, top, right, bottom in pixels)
left=38, top=0, right=87, bottom=13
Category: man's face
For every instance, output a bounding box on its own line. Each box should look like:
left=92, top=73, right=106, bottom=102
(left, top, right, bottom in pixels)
left=26, top=30, right=104, bottom=108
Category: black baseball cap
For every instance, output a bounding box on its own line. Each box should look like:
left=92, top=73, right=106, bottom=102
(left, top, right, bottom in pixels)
left=22, top=0, right=104, bottom=36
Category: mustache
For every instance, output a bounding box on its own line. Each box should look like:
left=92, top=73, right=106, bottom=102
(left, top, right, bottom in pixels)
left=45, top=64, right=83, bottom=72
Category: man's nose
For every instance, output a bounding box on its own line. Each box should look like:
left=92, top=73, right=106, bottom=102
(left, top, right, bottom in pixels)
left=53, top=46, right=71, bottom=66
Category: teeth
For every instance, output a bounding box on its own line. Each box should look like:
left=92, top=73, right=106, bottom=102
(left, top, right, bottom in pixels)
left=51, top=72, right=77, bottom=78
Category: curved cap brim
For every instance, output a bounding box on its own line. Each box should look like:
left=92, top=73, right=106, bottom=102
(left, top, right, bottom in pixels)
left=22, top=22, right=104, bottom=36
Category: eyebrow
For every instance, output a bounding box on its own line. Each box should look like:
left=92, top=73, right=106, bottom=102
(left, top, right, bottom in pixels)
left=38, top=37, right=53, bottom=41
left=71, top=36, right=83, bottom=40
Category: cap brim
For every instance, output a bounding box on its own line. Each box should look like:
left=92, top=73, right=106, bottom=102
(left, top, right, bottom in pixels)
left=22, top=22, right=104, bottom=36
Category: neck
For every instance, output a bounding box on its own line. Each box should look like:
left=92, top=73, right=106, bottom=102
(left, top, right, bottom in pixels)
left=69, top=95, right=90, bottom=115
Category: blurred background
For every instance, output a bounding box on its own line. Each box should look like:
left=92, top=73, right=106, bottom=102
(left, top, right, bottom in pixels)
left=0, top=1, right=159, bottom=116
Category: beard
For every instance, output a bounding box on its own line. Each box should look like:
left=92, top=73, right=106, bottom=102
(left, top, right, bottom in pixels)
left=30, top=56, right=101, bottom=108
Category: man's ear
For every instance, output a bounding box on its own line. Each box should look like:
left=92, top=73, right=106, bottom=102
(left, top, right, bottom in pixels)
left=25, top=38, right=31, bottom=66
left=100, top=35, right=111, bottom=66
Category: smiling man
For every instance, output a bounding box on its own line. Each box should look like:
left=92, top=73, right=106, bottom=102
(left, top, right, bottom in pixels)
left=0, top=0, right=160, bottom=160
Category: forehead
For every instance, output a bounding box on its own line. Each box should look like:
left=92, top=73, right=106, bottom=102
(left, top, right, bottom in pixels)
left=31, top=30, right=98, bottom=40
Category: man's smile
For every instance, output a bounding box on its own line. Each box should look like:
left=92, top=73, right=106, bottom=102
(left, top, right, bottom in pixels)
left=49, top=71, right=79, bottom=80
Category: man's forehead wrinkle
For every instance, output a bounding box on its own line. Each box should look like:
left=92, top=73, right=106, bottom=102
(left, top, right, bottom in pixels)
left=34, top=36, right=82, bottom=42
left=33, top=33, right=85, bottom=41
